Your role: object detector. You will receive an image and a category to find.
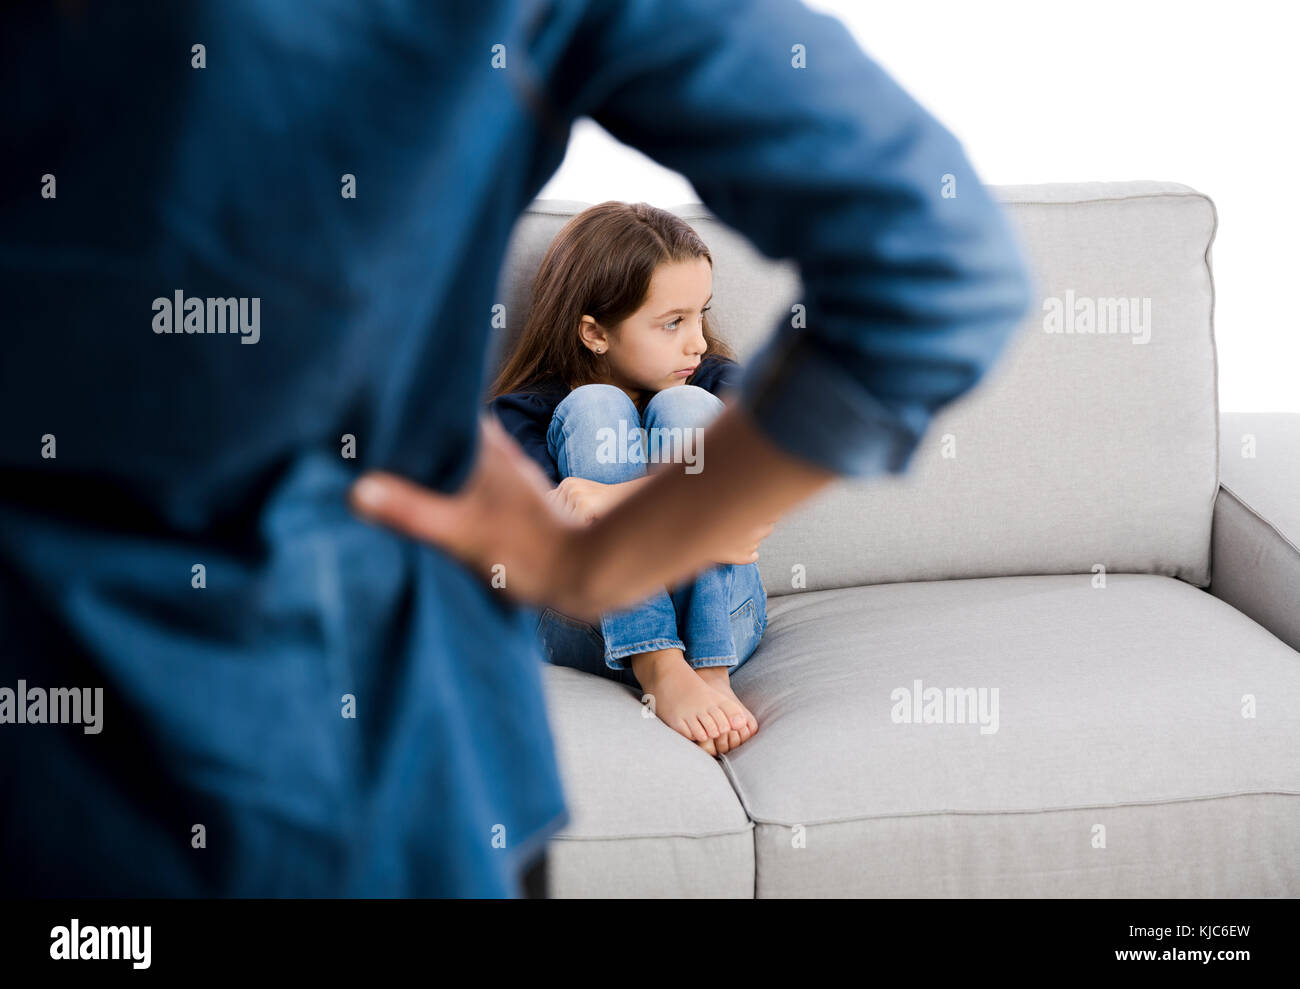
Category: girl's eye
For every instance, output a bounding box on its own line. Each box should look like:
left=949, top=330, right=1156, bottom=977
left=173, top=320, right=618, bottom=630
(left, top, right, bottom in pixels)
left=666, top=306, right=710, bottom=331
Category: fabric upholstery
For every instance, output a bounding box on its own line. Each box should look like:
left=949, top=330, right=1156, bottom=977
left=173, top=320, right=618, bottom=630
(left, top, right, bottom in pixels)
left=540, top=666, right=754, bottom=897
left=492, top=182, right=1220, bottom=598
left=723, top=574, right=1300, bottom=896
left=1211, top=412, right=1300, bottom=653
left=510, top=182, right=1298, bottom=898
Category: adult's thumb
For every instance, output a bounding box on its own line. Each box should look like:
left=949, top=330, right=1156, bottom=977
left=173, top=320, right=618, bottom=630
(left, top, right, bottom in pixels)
left=348, top=470, right=465, bottom=549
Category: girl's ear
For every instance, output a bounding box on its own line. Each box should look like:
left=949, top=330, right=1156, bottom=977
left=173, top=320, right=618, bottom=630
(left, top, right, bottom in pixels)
left=578, top=314, right=609, bottom=354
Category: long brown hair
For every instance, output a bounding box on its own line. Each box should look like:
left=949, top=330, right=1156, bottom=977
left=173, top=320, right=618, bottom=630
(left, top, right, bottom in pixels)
left=487, top=202, right=734, bottom=401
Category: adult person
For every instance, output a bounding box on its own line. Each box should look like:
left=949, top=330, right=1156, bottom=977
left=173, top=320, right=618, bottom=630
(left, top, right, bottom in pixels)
left=0, top=0, right=1033, bottom=897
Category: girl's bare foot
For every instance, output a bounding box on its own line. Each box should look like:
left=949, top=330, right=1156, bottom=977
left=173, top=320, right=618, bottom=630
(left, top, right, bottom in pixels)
left=629, top=647, right=751, bottom=754
left=694, top=665, right=758, bottom=754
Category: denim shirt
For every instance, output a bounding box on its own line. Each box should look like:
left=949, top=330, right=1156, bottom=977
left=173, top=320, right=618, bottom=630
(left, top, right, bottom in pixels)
left=0, top=0, right=1032, bottom=896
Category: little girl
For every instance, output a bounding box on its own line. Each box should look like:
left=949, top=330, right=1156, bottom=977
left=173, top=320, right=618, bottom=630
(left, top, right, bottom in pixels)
left=487, top=202, right=768, bottom=756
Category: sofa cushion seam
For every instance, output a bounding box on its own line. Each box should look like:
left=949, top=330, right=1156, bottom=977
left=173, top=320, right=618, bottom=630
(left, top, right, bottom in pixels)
left=1217, top=483, right=1300, bottom=558
left=529, top=191, right=1215, bottom=221
left=742, top=788, right=1300, bottom=829
left=715, top=752, right=762, bottom=897
left=550, top=823, right=754, bottom=842
left=999, top=191, right=1211, bottom=208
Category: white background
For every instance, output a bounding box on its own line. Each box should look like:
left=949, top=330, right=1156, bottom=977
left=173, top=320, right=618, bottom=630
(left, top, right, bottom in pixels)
left=536, top=0, right=1298, bottom=414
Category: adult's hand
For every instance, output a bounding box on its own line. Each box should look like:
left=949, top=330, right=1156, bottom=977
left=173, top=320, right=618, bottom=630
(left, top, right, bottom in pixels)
left=348, top=415, right=595, bottom=619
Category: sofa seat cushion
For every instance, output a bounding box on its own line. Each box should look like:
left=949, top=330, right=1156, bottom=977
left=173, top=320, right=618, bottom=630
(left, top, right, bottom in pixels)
left=540, top=665, right=754, bottom=897
left=722, top=573, right=1300, bottom=896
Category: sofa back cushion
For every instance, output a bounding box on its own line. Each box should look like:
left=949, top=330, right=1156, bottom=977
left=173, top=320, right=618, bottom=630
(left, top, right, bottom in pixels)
left=491, top=182, right=1220, bottom=595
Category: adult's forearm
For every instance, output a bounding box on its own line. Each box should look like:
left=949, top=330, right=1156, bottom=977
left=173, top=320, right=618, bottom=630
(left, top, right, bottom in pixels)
left=565, top=398, right=835, bottom=616
left=607, top=474, right=653, bottom=506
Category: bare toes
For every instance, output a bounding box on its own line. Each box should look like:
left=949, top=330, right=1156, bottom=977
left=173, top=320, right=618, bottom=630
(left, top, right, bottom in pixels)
left=702, top=710, right=725, bottom=739
left=717, top=699, right=751, bottom=733
left=708, top=706, right=732, bottom=737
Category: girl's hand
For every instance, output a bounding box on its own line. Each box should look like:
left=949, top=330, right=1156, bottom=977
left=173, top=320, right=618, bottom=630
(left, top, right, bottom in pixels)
left=546, top=476, right=621, bottom=525
left=712, top=519, right=776, bottom=565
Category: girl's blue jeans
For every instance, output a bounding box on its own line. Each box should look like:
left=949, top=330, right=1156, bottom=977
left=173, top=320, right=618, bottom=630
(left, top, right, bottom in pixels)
left=540, top=383, right=768, bottom=691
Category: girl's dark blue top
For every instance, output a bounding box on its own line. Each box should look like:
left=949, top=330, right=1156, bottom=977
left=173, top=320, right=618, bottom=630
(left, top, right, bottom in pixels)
left=488, top=355, right=742, bottom=484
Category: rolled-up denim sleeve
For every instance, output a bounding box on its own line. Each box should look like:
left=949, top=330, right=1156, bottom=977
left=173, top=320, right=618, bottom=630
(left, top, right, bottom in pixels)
left=555, top=0, right=1036, bottom=477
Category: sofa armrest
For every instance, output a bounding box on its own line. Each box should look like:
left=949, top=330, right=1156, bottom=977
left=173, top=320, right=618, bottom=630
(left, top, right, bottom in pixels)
left=1209, top=412, right=1300, bottom=652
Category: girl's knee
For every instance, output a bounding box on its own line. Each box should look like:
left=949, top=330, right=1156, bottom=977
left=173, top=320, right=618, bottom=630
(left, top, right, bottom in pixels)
left=643, top=383, right=723, bottom=428
left=548, top=383, right=644, bottom=482
left=554, top=383, right=637, bottom=423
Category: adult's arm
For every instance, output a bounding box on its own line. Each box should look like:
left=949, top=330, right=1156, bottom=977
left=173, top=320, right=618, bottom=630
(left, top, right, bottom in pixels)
left=352, top=0, right=1034, bottom=618
left=540, top=0, right=1035, bottom=609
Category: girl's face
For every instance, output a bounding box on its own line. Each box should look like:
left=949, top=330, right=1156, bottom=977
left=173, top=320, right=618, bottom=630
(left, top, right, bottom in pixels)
left=580, top=258, right=712, bottom=404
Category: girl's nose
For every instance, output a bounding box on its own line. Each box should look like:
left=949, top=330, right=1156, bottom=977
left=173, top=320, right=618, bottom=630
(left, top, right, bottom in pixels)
left=688, top=319, right=707, bottom=354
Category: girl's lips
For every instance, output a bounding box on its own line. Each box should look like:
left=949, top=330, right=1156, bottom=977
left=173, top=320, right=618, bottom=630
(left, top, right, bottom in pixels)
left=675, top=366, right=698, bottom=377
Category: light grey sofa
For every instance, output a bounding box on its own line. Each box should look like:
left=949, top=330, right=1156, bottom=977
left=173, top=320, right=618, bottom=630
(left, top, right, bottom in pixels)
left=492, top=181, right=1300, bottom=897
